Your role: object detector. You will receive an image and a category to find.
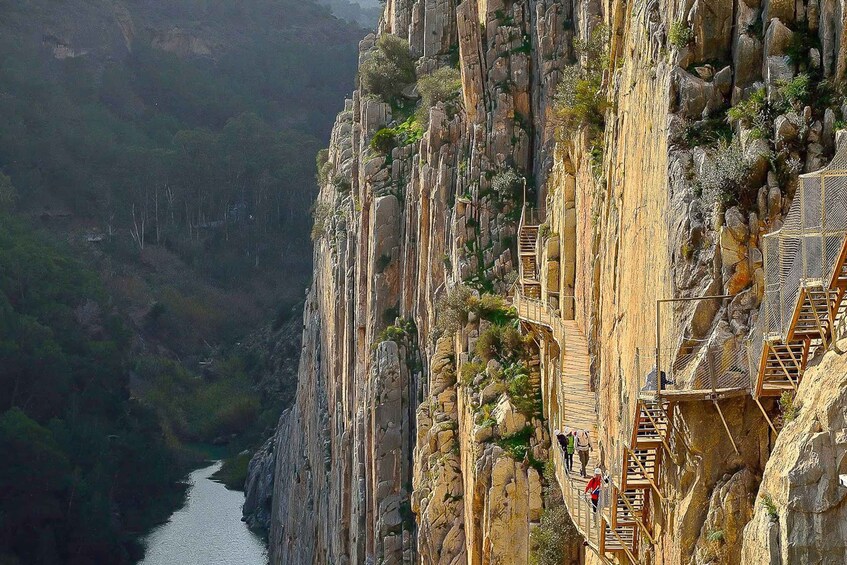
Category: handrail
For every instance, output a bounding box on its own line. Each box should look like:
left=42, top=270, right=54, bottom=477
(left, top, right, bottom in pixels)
left=553, top=446, right=612, bottom=552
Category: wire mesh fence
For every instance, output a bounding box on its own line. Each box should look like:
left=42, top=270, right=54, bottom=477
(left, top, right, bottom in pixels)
left=635, top=337, right=752, bottom=396
left=761, top=145, right=847, bottom=338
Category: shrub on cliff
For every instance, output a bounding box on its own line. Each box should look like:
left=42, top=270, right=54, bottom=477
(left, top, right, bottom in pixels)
left=475, top=324, right=528, bottom=363
left=316, top=148, right=332, bottom=185
left=697, top=139, right=754, bottom=207
left=775, top=74, right=811, bottom=112
left=668, top=22, right=694, bottom=49
left=370, top=128, right=398, bottom=154
left=370, top=116, right=424, bottom=154
left=434, top=284, right=474, bottom=337
left=553, top=25, right=609, bottom=135
left=311, top=201, right=334, bottom=240
left=360, top=35, right=416, bottom=103
left=531, top=462, right=579, bottom=564
left=416, top=66, right=463, bottom=123
left=434, top=286, right=517, bottom=338
left=490, top=168, right=524, bottom=204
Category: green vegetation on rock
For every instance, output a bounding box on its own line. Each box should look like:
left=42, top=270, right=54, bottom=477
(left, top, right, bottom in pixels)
left=360, top=35, right=416, bottom=103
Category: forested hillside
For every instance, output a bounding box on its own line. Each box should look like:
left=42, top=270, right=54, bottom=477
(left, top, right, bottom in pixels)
left=0, top=0, right=359, bottom=289
left=0, top=215, right=181, bottom=563
left=0, top=0, right=361, bottom=562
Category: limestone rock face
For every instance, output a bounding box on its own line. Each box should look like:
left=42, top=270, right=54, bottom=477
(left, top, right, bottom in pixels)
left=250, top=0, right=847, bottom=563
left=690, top=468, right=759, bottom=564
left=256, top=0, right=565, bottom=561
left=243, top=434, right=277, bottom=532
left=741, top=346, right=847, bottom=564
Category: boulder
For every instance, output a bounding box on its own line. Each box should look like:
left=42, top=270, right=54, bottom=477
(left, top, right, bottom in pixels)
left=474, top=424, right=493, bottom=443
left=763, top=18, right=794, bottom=60
left=480, top=380, right=505, bottom=405
left=713, top=65, right=733, bottom=96
left=688, top=0, right=734, bottom=61
left=732, top=0, right=764, bottom=102
left=768, top=186, right=783, bottom=221
left=741, top=346, right=847, bottom=562
left=485, top=359, right=502, bottom=380
left=676, top=68, right=721, bottom=118
left=805, top=142, right=826, bottom=172
left=820, top=0, right=842, bottom=77
left=763, top=0, right=796, bottom=23
left=724, top=206, right=749, bottom=241
left=745, top=137, right=772, bottom=186
left=492, top=396, right=527, bottom=437
left=694, top=65, right=714, bottom=80
left=774, top=113, right=800, bottom=146
left=810, top=47, right=822, bottom=69
left=720, top=225, right=748, bottom=270
left=808, top=120, right=823, bottom=143
left=823, top=108, right=836, bottom=148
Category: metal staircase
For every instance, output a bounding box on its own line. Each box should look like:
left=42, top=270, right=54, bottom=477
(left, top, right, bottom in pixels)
left=518, top=205, right=542, bottom=299
left=753, top=144, right=847, bottom=401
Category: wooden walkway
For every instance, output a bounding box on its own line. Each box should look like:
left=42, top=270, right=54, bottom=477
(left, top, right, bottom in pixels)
left=515, top=207, right=642, bottom=561
left=510, top=147, right=847, bottom=562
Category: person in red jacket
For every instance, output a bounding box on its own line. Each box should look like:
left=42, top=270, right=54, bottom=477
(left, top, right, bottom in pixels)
left=585, top=467, right=603, bottom=512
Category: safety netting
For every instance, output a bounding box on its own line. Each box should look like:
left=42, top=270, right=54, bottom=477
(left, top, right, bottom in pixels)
left=760, top=144, right=847, bottom=338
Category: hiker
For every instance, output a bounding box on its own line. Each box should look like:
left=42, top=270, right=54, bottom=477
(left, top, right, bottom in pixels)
left=585, top=468, right=604, bottom=512
left=554, top=428, right=565, bottom=449
left=564, top=429, right=575, bottom=473
left=575, top=428, right=594, bottom=477
left=642, top=367, right=673, bottom=393
left=554, top=427, right=575, bottom=473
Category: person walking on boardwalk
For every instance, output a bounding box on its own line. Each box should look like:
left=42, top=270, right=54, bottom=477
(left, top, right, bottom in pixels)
left=554, top=427, right=575, bottom=474
left=575, top=428, right=593, bottom=477
left=585, top=468, right=603, bottom=512
left=565, top=429, right=576, bottom=473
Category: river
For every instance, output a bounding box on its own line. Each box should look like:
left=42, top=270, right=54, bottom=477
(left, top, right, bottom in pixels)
left=140, top=461, right=268, bottom=565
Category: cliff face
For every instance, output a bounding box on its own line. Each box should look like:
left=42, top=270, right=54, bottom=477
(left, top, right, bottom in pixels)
left=255, top=0, right=847, bottom=563
left=741, top=342, right=847, bottom=564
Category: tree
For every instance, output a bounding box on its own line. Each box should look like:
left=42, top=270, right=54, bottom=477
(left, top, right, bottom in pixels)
left=359, top=35, right=416, bottom=102
left=0, top=172, right=15, bottom=210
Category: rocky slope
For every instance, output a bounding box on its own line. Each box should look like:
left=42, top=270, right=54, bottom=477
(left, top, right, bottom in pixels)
left=742, top=342, right=847, bottom=564
left=251, top=0, right=847, bottom=563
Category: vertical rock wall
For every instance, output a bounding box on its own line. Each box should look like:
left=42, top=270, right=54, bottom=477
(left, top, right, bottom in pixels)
left=254, top=0, right=847, bottom=563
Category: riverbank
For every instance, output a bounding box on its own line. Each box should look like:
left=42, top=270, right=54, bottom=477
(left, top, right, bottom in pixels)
left=140, top=462, right=267, bottom=565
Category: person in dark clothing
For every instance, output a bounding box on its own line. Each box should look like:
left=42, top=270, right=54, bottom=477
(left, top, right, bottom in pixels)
left=642, top=367, right=673, bottom=393
left=554, top=427, right=575, bottom=473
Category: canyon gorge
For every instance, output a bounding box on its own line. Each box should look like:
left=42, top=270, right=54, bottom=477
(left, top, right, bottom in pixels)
left=246, top=0, right=847, bottom=563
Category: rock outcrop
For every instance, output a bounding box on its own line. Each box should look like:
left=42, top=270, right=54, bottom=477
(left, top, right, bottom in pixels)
left=741, top=344, right=847, bottom=564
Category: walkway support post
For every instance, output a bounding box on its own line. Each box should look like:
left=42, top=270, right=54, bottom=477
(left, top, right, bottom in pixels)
left=712, top=399, right=740, bottom=455
left=754, top=396, right=778, bottom=435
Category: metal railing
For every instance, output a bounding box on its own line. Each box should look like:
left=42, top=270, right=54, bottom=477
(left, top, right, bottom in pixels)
left=523, top=205, right=545, bottom=227
left=552, top=445, right=612, bottom=552
left=512, top=292, right=577, bottom=349
left=635, top=339, right=751, bottom=398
